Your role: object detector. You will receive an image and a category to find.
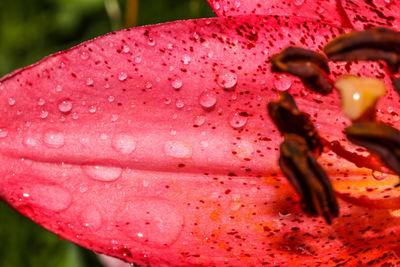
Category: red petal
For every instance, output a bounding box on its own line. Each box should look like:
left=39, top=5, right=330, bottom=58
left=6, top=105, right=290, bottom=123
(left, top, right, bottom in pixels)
left=206, top=0, right=352, bottom=27
left=1, top=15, right=400, bottom=266
left=206, top=0, right=400, bottom=30
left=342, top=0, right=400, bottom=30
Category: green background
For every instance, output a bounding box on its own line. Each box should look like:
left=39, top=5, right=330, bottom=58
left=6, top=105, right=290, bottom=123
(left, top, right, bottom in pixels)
left=0, top=1, right=214, bottom=266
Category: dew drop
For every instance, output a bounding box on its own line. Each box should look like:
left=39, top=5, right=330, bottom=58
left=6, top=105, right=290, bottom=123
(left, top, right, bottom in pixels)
left=82, top=165, right=122, bottom=182
left=145, top=81, right=152, bottom=89
left=58, top=99, right=73, bottom=113
left=232, top=138, right=254, bottom=161
left=122, top=45, right=130, bottom=53
left=214, top=1, right=221, bottom=9
left=111, top=133, right=136, bottom=155
left=72, top=112, right=79, bottom=120
left=147, top=38, right=156, bottom=46
left=86, top=77, right=94, bottom=86
left=229, top=111, right=248, bottom=129
left=164, top=140, right=192, bottom=158
left=118, top=72, right=128, bottom=81
left=193, top=115, right=206, bottom=127
left=80, top=51, right=89, bottom=60
left=89, top=105, right=97, bottom=113
left=175, top=99, right=185, bottom=109
left=80, top=206, right=102, bottom=230
left=135, top=57, right=142, bottom=64
left=43, top=130, right=65, bottom=149
left=181, top=55, right=191, bottom=65
left=37, top=98, right=46, bottom=106
left=108, top=95, right=115, bottom=102
left=199, top=91, right=217, bottom=109
left=163, top=97, right=171, bottom=105
left=372, top=170, right=388, bottom=181
left=0, top=128, right=8, bottom=138
left=8, top=98, right=15, bottom=106
left=294, top=0, right=305, bottom=5
left=23, top=137, right=37, bottom=147
left=40, top=110, right=49, bottom=119
left=20, top=184, right=72, bottom=212
left=217, top=72, right=237, bottom=89
left=274, top=75, right=292, bottom=91
left=171, top=78, right=183, bottom=89
left=118, top=199, right=184, bottom=248
left=56, top=85, right=63, bottom=92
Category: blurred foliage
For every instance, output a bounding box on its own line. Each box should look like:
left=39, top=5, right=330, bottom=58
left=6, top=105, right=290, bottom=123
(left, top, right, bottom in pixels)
left=0, top=0, right=214, bottom=76
left=0, top=1, right=214, bottom=266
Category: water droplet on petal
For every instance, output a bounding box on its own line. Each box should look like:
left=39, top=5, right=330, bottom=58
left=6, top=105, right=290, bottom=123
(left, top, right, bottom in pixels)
left=8, top=98, right=15, bottom=106
left=118, top=199, right=184, bottom=248
left=58, top=99, right=73, bottom=113
left=274, top=75, right=292, bottom=91
left=89, top=105, right=97, bottom=113
left=21, top=184, right=72, bottom=212
left=234, top=0, right=241, bottom=7
left=122, top=45, right=130, bottom=53
left=147, top=38, right=156, bottom=46
left=80, top=51, right=89, bottom=60
left=0, top=128, right=8, bottom=138
left=232, top=138, right=254, bottom=161
left=175, top=99, right=185, bottom=109
left=135, top=57, right=142, bottom=63
left=171, top=78, right=183, bottom=89
left=111, top=133, right=136, bottom=155
left=372, top=170, right=388, bottom=181
left=214, top=1, right=221, bottom=9
left=82, top=165, right=122, bottom=182
left=56, top=85, right=63, bottom=92
left=23, top=137, right=37, bottom=147
left=80, top=206, right=102, bottom=230
left=164, top=140, right=192, bottom=158
left=108, top=95, right=115, bottom=102
left=163, top=97, right=171, bottom=105
left=86, top=77, right=94, bottom=86
left=193, top=115, right=206, bottom=127
left=229, top=111, right=248, bottom=129
left=118, top=72, right=128, bottom=81
left=217, top=72, right=237, bottom=89
left=199, top=91, right=217, bottom=109
left=181, top=55, right=191, bottom=65
left=43, top=130, right=65, bottom=149
left=40, top=110, right=48, bottom=119
left=294, top=0, right=304, bottom=6
left=37, top=98, right=46, bottom=106
left=145, top=81, right=152, bottom=89
left=72, top=112, right=79, bottom=120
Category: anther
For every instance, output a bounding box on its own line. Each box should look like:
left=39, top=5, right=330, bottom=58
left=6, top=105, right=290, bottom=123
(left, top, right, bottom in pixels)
left=279, top=134, right=339, bottom=224
left=270, top=46, right=333, bottom=94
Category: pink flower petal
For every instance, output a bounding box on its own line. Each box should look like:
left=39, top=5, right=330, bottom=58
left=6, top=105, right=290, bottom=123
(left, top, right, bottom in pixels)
left=0, top=15, right=400, bottom=265
left=206, top=0, right=400, bottom=30
left=206, top=0, right=352, bottom=27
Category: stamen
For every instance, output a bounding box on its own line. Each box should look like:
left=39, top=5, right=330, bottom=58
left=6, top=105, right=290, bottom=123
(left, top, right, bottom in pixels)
left=324, top=27, right=400, bottom=73
left=346, top=122, right=400, bottom=187
left=267, top=92, right=323, bottom=156
left=279, top=134, right=339, bottom=224
left=335, top=75, right=386, bottom=122
left=270, top=46, right=333, bottom=94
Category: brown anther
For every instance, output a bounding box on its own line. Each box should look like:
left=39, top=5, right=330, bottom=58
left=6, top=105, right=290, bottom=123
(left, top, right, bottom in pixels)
left=393, top=77, right=400, bottom=96
left=268, top=92, right=323, bottom=156
left=324, top=27, right=400, bottom=73
left=279, top=134, right=339, bottom=224
left=346, top=122, right=400, bottom=187
left=270, top=46, right=333, bottom=95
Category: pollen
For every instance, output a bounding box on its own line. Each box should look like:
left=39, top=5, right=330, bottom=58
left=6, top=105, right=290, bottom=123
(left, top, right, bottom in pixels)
left=335, top=75, right=386, bottom=121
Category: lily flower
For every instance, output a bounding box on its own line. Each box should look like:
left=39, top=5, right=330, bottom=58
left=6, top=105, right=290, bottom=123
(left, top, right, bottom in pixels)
left=1, top=0, right=400, bottom=266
